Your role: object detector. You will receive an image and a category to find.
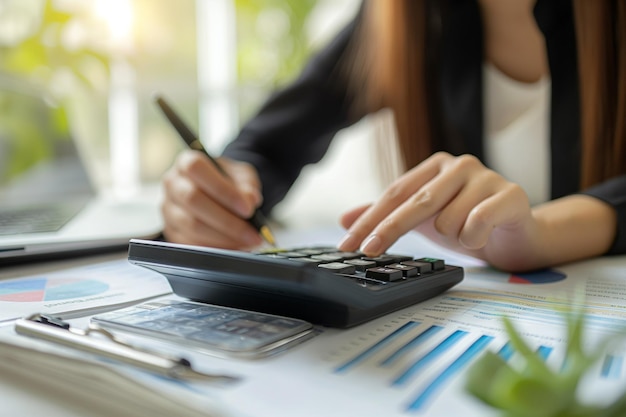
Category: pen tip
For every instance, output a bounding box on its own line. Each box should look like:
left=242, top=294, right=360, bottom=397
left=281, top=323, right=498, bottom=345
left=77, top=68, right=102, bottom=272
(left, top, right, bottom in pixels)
left=259, top=226, right=277, bottom=247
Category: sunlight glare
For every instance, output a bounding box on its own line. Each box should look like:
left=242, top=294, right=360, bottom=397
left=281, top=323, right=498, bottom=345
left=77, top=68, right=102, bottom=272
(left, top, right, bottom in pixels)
left=92, top=0, right=133, bottom=48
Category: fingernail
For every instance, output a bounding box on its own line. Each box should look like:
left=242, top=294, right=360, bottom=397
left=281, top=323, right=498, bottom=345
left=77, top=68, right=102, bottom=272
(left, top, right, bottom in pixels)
left=360, top=234, right=382, bottom=255
left=338, top=232, right=357, bottom=250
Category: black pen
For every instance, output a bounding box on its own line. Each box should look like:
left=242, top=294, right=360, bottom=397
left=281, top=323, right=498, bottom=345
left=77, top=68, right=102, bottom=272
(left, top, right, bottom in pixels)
left=155, top=94, right=277, bottom=247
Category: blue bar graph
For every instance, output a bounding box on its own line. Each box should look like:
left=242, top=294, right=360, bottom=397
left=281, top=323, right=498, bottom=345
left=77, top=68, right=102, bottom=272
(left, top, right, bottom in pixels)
left=406, top=335, right=495, bottom=412
left=380, top=325, right=443, bottom=367
left=332, top=325, right=518, bottom=414
left=601, top=354, right=623, bottom=379
left=498, top=341, right=514, bottom=361
left=334, top=321, right=421, bottom=373
left=393, top=330, right=468, bottom=387
left=536, top=345, right=553, bottom=361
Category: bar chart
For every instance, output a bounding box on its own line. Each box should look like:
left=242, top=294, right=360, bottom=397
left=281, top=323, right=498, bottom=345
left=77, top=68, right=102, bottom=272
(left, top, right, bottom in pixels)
left=330, top=307, right=625, bottom=413
left=333, top=320, right=501, bottom=412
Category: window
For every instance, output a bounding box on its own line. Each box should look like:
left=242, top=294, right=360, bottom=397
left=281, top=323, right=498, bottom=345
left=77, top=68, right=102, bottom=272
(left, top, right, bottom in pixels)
left=1, top=0, right=367, bottom=223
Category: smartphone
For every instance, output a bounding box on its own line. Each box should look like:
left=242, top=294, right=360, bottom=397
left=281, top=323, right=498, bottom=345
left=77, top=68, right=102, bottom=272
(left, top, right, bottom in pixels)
left=91, top=300, right=315, bottom=359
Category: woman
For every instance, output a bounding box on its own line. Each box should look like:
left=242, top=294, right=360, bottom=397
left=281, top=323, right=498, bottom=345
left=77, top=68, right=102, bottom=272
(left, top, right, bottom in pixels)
left=160, top=0, right=626, bottom=272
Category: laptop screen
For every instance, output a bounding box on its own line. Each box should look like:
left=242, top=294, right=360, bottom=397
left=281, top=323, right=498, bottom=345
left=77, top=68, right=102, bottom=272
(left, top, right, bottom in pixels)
left=0, top=84, right=95, bottom=208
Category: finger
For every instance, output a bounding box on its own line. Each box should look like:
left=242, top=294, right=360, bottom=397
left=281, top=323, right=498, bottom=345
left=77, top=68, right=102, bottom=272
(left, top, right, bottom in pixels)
left=459, top=183, right=529, bottom=249
left=338, top=204, right=372, bottom=250
left=342, top=153, right=451, bottom=251
left=432, top=170, right=506, bottom=242
left=177, top=151, right=254, bottom=218
left=162, top=202, right=260, bottom=249
left=163, top=174, right=262, bottom=247
left=339, top=204, right=371, bottom=229
left=221, top=157, right=264, bottom=208
left=358, top=156, right=482, bottom=255
left=162, top=200, right=262, bottom=249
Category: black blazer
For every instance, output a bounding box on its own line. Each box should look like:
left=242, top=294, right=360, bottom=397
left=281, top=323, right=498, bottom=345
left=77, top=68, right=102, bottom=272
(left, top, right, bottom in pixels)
left=223, top=0, right=626, bottom=255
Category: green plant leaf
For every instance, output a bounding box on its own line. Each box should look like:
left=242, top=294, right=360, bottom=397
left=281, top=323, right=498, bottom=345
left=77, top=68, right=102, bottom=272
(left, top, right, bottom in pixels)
left=502, top=317, right=552, bottom=378
left=466, top=305, right=626, bottom=417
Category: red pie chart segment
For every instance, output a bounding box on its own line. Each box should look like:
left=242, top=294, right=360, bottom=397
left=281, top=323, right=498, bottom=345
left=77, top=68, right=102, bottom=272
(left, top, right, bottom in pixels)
left=508, top=270, right=567, bottom=284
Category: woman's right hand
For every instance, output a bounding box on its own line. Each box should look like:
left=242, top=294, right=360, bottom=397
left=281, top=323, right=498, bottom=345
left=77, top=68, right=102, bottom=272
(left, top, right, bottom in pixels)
left=161, top=150, right=265, bottom=249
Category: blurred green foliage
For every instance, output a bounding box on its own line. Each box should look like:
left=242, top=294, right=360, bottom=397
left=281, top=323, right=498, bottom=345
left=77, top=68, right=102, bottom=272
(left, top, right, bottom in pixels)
left=0, top=0, right=110, bottom=183
left=234, top=0, right=317, bottom=87
left=0, top=1, right=109, bottom=96
left=466, top=310, right=626, bottom=417
left=0, top=90, right=70, bottom=183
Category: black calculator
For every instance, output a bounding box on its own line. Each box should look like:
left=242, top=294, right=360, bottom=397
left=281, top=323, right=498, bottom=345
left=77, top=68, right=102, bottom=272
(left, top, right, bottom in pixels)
left=128, top=239, right=464, bottom=328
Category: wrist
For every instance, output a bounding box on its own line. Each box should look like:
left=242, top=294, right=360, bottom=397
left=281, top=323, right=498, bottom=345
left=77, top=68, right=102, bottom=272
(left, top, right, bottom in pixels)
left=531, top=195, right=617, bottom=266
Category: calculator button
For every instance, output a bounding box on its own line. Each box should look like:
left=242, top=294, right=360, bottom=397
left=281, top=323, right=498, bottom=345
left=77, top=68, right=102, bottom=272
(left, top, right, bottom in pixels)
left=387, top=263, right=418, bottom=277
left=343, top=259, right=377, bottom=271
left=325, top=251, right=362, bottom=260
left=416, top=257, right=445, bottom=271
left=400, top=260, right=432, bottom=274
left=318, top=262, right=356, bottom=274
left=382, top=254, right=413, bottom=263
left=361, top=256, right=396, bottom=266
left=295, top=247, right=335, bottom=256
left=365, top=267, right=403, bottom=282
left=289, top=257, right=325, bottom=265
left=312, top=254, right=344, bottom=262
left=274, top=251, right=309, bottom=258
left=294, top=249, right=324, bottom=255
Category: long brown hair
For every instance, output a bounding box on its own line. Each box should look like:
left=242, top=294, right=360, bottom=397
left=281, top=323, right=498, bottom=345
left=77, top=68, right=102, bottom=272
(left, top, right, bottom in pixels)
left=351, top=0, right=626, bottom=189
left=574, top=0, right=626, bottom=188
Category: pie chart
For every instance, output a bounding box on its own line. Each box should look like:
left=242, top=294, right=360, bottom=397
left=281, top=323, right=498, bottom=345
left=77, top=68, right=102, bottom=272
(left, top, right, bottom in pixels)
left=467, top=267, right=567, bottom=284
left=508, top=269, right=567, bottom=284
left=0, top=277, right=110, bottom=302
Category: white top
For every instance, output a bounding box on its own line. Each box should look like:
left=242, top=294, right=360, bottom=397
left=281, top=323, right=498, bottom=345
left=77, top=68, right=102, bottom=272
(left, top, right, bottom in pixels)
left=483, top=63, right=551, bottom=205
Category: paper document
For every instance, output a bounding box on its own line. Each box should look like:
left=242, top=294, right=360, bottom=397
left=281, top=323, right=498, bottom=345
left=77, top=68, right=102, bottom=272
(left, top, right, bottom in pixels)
left=0, top=331, right=231, bottom=417
left=0, top=260, right=172, bottom=322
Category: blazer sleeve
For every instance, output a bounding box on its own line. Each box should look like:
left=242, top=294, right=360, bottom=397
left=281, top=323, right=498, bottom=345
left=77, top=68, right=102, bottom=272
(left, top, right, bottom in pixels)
left=581, top=175, right=626, bottom=255
left=221, top=16, right=362, bottom=215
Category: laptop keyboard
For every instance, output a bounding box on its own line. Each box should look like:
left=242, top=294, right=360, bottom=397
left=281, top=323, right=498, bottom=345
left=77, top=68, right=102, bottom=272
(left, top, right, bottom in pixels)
left=0, top=205, right=79, bottom=235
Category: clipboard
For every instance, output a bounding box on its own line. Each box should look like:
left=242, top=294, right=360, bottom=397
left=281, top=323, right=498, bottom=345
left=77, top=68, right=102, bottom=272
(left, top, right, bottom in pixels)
left=14, top=313, right=239, bottom=383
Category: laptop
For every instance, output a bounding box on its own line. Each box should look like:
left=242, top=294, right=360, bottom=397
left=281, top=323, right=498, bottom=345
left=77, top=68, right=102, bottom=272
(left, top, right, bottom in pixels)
left=0, top=80, right=163, bottom=264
